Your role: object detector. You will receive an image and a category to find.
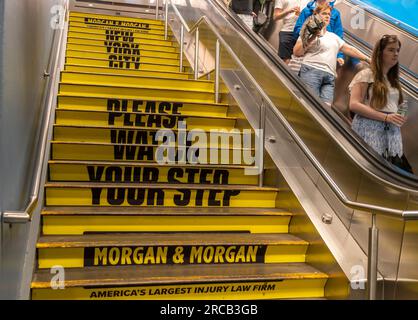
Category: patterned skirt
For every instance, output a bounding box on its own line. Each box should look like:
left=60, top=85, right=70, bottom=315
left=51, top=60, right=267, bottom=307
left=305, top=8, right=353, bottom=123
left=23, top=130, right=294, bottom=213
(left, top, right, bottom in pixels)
left=351, top=114, right=403, bottom=158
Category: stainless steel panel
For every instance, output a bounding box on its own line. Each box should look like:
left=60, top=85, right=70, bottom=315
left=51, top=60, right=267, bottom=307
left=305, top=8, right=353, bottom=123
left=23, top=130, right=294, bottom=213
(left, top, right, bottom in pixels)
left=0, top=0, right=67, bottom=299
left=336, top=0, right=418, bottom=75
left=401, top=95, right=418, bottom=170
left=396, top=220, right=418, bottom=299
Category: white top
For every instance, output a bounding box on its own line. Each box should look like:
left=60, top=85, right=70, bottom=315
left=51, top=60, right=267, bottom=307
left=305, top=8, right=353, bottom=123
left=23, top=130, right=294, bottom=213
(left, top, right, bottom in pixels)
left=301, top=31, right=345, bottom=76
left=349, top=68, right=400, bottom=113
left=275, top=0, right=310, bottom=32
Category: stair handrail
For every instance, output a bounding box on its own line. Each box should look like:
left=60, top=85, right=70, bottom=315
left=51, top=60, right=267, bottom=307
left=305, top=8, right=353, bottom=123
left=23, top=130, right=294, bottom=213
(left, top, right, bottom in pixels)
left=2, top=2, right=69, bottom=224
left=167, top=0, right=418, bottom=299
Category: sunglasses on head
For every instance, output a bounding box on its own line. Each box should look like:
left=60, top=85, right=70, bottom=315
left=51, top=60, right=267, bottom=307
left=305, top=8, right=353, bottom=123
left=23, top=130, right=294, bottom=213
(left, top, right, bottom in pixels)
left=381, top=34, right=398, bottom=40
left=380, top=34, right=398, bottom=48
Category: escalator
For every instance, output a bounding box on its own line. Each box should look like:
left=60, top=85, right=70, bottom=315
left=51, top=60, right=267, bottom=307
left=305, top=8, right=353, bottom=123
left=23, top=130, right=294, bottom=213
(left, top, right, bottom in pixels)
left=334, top=0, right=418, bottom=170
left=198, top=0, right=418, bottom=299
left=216, top=0, right=418, bottom=183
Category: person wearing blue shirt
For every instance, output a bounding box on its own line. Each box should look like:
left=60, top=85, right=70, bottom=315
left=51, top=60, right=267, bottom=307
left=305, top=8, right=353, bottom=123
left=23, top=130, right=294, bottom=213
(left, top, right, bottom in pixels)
left=293, top=0, right=345, bottom=66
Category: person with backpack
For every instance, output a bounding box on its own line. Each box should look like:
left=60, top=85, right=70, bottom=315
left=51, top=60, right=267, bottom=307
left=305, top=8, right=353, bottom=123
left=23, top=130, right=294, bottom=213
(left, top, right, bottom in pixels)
left=273, top=0, right=310, bottom=64
left=231, top=0, right=261, bottom=29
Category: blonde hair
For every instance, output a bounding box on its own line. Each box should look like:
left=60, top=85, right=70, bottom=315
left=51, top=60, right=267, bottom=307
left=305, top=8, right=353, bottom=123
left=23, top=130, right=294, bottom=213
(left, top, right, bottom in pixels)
left=313, top=3, right=332, bottom=15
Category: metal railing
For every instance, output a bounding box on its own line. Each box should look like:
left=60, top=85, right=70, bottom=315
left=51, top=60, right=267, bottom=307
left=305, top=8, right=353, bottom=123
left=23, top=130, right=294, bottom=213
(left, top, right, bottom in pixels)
left=1, top=2, right=69, bottom=224
left=164, top=0, right=418, bottom=299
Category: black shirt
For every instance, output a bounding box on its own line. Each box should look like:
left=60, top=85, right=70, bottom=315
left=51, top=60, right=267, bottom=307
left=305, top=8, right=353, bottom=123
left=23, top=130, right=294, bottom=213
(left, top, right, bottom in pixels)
left=231, top=0, right=262, bottom=15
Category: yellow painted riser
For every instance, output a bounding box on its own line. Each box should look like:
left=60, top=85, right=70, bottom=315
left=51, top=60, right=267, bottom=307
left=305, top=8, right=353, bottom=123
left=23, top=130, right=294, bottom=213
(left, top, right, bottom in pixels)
left=68, top=31, right=174, bottom=47
left=31, top=279, right=326, bottom=300
left=66, top=48, right=179, bottom=60
left=68, top=27, right=171, bottom=41
left=69, top=12, right=165, bottom=26
left=66, top=56, right=184, bottom=73
left=67, top=36, right=179, bottom=52
left=68, top=21, right=166, bottom=33
left=44, top=188, right=277, bottom=208
left=59, top=84, right=217, bottom=103
left=42, top=215, right=290, bottom=235
left=57, top=96, right=228, bottom=117
left=51, top=143, right=254, bottom=163
left=68, top=24, right=170, bottom=36
left=54, top=110, right=235, bottom=129
left=37, top=245, right=308, bottom=269
left=67, top=40, right=178, bottom=53
left=60, top=72, right=214, bottom=91
left=53, top=127, right=249, bottom=148
left=48, top=164, right=259, bottom=185
left=65, top=52, right=181, bottom=68
left=65, top=65, right=191, bottom=80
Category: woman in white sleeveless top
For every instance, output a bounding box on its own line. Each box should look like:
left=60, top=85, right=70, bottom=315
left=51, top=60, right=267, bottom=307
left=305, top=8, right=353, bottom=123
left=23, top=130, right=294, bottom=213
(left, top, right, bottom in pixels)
left=349, top=35, right=412, bottom=173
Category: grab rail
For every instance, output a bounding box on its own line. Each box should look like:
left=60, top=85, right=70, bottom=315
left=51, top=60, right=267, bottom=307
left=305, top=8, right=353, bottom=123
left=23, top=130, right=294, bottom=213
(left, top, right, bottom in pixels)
left=165, top=0, right=418, bottom=299
left=2, top=2, right=69, bottom=224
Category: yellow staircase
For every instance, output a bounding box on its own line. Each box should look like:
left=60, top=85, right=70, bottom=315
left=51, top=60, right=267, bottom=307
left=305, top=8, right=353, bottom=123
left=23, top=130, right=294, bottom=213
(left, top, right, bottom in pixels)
left=31, top=11, right=329, bottom=300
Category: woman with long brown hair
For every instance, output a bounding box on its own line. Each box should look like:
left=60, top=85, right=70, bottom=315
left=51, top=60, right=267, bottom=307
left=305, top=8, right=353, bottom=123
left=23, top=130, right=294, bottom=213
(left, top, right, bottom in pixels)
left=349, top=35, right=412, bottom=173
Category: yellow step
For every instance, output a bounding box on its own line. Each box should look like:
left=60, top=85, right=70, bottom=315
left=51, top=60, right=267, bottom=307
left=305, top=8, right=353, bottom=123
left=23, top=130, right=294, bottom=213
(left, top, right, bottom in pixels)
left=64, top=64, right=191, bottom=79
left=68, top=31, right=175, bottom=47
left=48, top=160, right=259, bottom=185
left=67, top=37, right=178, bottom=53
left=65, top=53, right=179, bottom=69
left=67, top=38, right=179, bottom=54
left=44, top=182, right=278, bottom=208
left=31, top=263, right=327, bottom=299
left=50, top=141, right=254, bottom=163
left=54, top=109, right=236, bottom=129
left=68, top=23, right=171, bottom=37
left=69, top=12, right=165, bottom=27
left=56, top=96, right=229, bottom=117
left=66, top=47, right=179, bottom=60
left=59, top=83, right=219, bottom=103
left=52, top=125, right=251, bottom=147
left=41, top=207, right=292, bottom=235
left=65, top=56, right=185, bottom=72
left=60, top=71, right=214, bottom=91
left=36, top=233, right=308, bottom=269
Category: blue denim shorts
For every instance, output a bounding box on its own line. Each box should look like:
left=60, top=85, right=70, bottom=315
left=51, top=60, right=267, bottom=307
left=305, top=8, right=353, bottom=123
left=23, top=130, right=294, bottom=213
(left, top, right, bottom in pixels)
left=299, top=64, right=335, bottom=104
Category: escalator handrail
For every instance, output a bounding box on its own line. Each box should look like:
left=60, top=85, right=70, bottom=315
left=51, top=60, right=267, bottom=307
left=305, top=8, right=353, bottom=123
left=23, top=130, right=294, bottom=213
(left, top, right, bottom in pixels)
left=343, top=30, right=418, bottom=95
left=346, top=0, right=418, bottom=38
left=170, top=0, right=418, bottom=220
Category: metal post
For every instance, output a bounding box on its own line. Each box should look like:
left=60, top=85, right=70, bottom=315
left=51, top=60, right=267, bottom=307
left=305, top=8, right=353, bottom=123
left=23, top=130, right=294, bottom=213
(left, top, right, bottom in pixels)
left=214, top=39, right=220, bottom=103
left=155, top=0, right=159, bottom=20
left=194, top=27, right=199, bottom=80
left=164, top=0, right=169, bottom=40
left=258, top=100, right=265, bottom=187
left=179, top=25, right=184, bottom=72
left=367, top=213, right=379, bottom=300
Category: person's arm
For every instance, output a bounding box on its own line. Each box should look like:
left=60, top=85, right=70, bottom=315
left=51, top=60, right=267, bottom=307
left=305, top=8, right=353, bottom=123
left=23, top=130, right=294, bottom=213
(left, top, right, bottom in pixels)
left=293, top=34, right=317, bottom=56
left=274, top=6, right=298, bottom=21
left=331, top=11, right=345, bottom=62
left=332, top=11, right=344, bottom=39
left=293, top=9, right=308, bottom=39
left=349, top=82, right=406, bottom=126
left=340, top=44, right=371, bottom=64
